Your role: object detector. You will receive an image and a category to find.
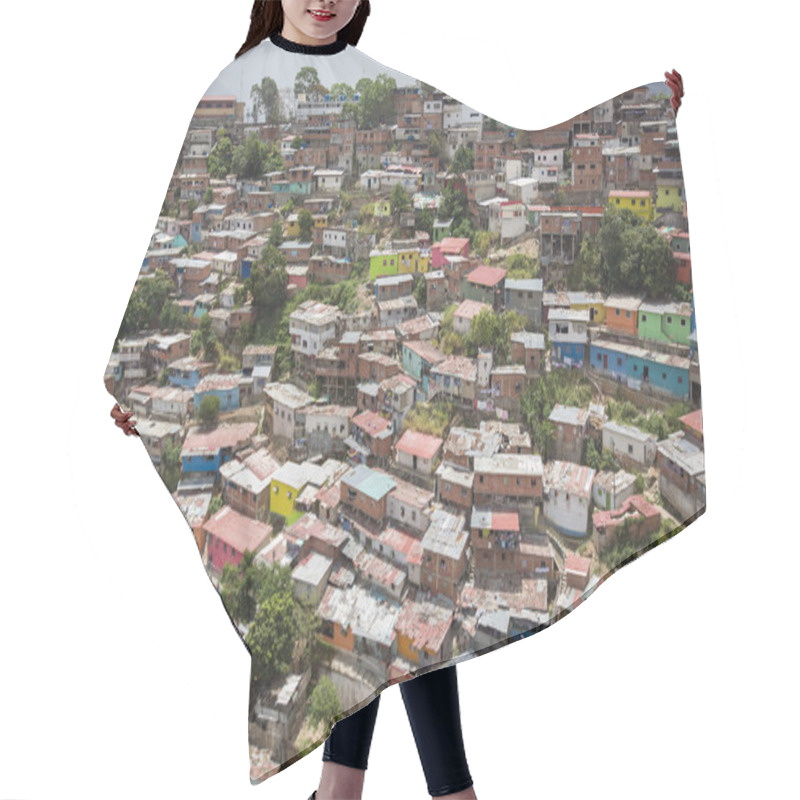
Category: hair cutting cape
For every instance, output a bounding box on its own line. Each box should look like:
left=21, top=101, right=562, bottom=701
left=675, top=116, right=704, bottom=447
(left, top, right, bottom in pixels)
left=103, top=31, right=706, bottom=785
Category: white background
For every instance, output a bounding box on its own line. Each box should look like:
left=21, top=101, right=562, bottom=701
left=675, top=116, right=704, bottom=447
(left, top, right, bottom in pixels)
left=1, top=1, right=794, bottom=798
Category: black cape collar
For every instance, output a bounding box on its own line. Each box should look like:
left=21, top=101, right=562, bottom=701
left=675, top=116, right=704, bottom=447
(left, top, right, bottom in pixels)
left=269, top=31, right=348, bottom=55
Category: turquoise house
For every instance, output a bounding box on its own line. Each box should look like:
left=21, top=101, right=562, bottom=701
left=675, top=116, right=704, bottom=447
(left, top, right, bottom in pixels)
left=589, top=337, right=691, bottom=400
left=401, top=340, right=446, bottom=398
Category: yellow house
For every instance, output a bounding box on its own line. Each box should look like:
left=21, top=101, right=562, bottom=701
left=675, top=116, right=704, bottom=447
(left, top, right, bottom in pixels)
left=374, top=199, right=392, bottom=218
left=285, top=212, right=327, bottom=238
left=608, top=189, right=652, bottom=223
left=269, top=462, right=307, bottom=519
left=568, top=291, right=606, bottom=324
left=369, top=247, right=430, bottom=280
left=397, top=247, right=430, bottom=275
left=655, top=178, right=684, bottom=212
left=285, top=214, right=300, bottom=238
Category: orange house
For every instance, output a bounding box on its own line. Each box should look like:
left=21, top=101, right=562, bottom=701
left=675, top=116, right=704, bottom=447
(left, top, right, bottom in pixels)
left=395, top=598, right=454, bottom=665
left=674, top=251, right=692, bottom=285
left=604, top=294, right=643, bottom=336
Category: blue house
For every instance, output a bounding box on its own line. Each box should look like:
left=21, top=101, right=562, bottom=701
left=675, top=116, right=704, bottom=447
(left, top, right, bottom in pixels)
left=193, top=373, right=242, bottom=413
left=402, top=340, right=446, bottom=398
left=589, top=337, right=690, bottom=400
left=168, top=357, right=209, bottom=390
left=628, top=351, right=690, bottom=401
left=589, top=340, right=629, bottom=382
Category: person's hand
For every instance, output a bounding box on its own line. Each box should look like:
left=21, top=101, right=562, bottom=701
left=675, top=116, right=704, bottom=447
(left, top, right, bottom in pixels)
left=110, top=402, right=140, bottom=437
left=665, top=68, right=684, bottom=116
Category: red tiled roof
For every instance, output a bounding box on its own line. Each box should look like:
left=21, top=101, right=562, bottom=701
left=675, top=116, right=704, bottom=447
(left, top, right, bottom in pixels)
left=437, top=237, right=471, bottom=254
left=565, top=554, right=592, bottom=575
left=204, top=505, right=272, bottom=553
left=396, top=430, right=443, bottom=460
left=679, top=408, right=703, bottom=436
left=466, top=265, right=506, bottom=287
left=352, top=410, right=392, bottom=436
left=492, top=511, right=520, bottom=532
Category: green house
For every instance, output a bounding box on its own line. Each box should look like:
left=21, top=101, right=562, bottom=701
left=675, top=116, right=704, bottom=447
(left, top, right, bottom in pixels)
left=637, top=300, right=693, bottom=345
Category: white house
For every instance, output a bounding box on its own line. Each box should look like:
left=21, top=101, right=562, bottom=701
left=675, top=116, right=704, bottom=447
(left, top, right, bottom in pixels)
left=602, top=420, right=658, bottom=467
left=314, top=168, right=345, bottom=193
left=543, top=460, right=596, bottom=538
left=289, top=300, right=341, bottom=359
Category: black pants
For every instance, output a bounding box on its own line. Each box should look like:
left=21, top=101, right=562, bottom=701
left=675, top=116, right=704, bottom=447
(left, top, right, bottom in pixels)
left=322, top=664, right=474, bottom=797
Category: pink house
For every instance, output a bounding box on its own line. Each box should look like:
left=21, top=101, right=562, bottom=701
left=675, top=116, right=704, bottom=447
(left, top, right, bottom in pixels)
left=204, top=505, right=273, bottom=573
left=431, top=236, right=470, bottom=270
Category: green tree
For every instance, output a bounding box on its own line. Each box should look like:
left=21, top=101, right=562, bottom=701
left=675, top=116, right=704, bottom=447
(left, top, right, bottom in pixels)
left=354, top=74, right=398, bottom=128
left=594, top=206, right=676, bottom=297
left=294, top=66, right=327, bottom=102
left=390, top=182, right=410, bottom=218
left=298, top=208, right=314, bottom=241
left=308, top=676, right=343, bottom=729
left=584, top=438, right=602, bottom=472
left=427, top=129, right=446, bottom=164
left=416, top=207, right=434, bottom=239
left=413, top=275, right=427, bottom=308
left=268, top=221, right=284, bottom=248
left=197, top=394, right=220, bottom=426
left=207, top=129, right=234, bottom=180
left=439, top=183, right=470, bottom=229
left=450, top=144, right=474, bottom=175
left=472, top=230, right=495, bottom=260
left=159, top=438, right=182, bottom=494
left=232, top=134, right=283, bottom=180
left=465, top=309, right=525, bottom=364
left=197, top=313, right=219, bottom=362
left=251, top=76, right=282, bottom=123
left=330, top=82, right=355, bottom=101
left=246, top=581, right=297, bottom=700
left=220, top=550, right=267, bottom=626
left=159, top=300, right=186, bottom=333
left=117, top=269, right=175, bottom=337
left=505, top=253, right=538, bottom=278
